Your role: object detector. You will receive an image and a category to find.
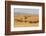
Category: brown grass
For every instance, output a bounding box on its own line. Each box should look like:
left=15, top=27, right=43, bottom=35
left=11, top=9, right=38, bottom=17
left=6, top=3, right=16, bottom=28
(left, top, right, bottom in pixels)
left=14, top=15, right=39, bottom=27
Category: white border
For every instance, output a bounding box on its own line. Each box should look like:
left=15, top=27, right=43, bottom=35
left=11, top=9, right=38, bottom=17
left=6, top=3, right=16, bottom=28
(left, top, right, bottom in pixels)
left=11, top=5, right=42, bottom=31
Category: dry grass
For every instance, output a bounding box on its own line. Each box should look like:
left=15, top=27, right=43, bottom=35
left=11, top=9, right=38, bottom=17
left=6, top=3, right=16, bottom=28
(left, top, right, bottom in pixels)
left=14, top=15, right=39, bottom=27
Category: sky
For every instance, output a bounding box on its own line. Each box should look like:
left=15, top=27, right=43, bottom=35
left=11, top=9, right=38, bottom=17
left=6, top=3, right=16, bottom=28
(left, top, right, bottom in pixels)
left=14, top=8, right=39, bottom=15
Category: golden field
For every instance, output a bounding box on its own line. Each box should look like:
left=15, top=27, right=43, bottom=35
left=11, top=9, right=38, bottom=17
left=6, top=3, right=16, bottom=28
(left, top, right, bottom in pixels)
left=14, top=15, right=39, bottom=27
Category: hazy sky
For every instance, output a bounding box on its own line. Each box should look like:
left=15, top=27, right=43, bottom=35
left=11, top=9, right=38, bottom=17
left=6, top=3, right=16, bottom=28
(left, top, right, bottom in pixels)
left=14, top=8, right=39, bottom=15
